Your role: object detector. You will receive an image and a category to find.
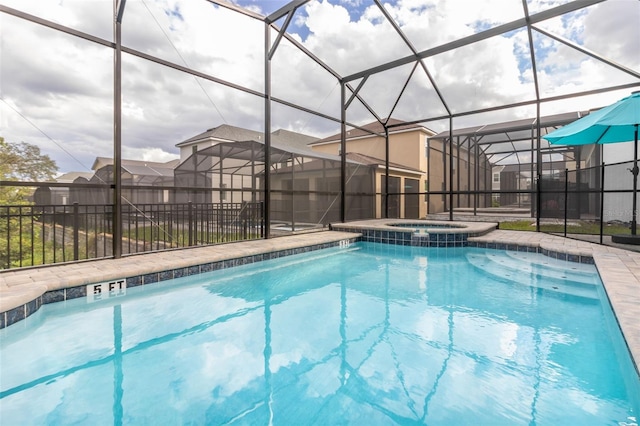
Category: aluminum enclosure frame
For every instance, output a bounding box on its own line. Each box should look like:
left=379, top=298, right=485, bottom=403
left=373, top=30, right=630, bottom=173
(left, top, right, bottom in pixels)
left=1, top=0, right=640, bottom=257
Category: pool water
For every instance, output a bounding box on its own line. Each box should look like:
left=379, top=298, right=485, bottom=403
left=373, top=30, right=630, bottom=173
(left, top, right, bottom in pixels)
left=1, top=242, right=638, bottom=425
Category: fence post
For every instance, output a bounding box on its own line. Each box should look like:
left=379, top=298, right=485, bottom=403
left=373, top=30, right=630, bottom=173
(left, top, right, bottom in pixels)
left=260, top=201, right=265, bottom=239
left=536, top=174, right=541, bottom=232
left=73, top=202, right=79, bottom=261
left=188, top=201, right=193, bottom=246
left=564, top=169, right=568, bottom=237
left=600, top=163, right=605, bottom=245
left=241, top=202, right=247, bottom=240
left=3, top=207, right=9, bottom=269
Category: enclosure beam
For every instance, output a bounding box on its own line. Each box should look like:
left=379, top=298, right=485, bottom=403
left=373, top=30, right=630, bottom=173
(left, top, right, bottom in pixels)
left=533, top=26, right=640, bottom=80
left=267, top=5, right=297, bottom=60
left=385, top=127, right=390, bottom=218
left=632, top=126, right=639, bottom=235
left=342, top=0, right=605, bottom=83
left=266, top=0, right=310, bottom=24
left=345, top=76, right=368, bottom=110
left=474, top=137, right=479, bottom=215
left=535, top=103, right=542, bottom=232
left=113, top=0, right=125, bottom=259
left=264, top=23, right=272, bottom=238
left=340, top=83, right=347, bottom=223
left=449, top=118, right=454, bottom=221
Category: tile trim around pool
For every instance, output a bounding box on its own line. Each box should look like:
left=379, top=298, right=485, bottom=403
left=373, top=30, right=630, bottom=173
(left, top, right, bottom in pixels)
left=331, top=225, right=596, bottom=264
left=1, top=233, right=598, bottom=330
left=1, top=237, right=360, bottom=329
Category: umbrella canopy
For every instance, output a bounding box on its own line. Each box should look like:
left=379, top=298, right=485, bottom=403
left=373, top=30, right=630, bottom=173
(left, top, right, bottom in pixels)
left=542, top=91, right=640, bottom=238
left=543, top=91, right=640, bottom=145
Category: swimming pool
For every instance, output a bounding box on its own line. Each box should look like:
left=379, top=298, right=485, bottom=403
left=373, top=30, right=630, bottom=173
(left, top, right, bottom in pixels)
left=1, top=242, right=638, bottom=425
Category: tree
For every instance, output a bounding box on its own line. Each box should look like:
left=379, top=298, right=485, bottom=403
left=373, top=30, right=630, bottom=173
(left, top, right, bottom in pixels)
left=1, top=136, right=58, bottom=204
left=1, top=137, right=59, bottom=268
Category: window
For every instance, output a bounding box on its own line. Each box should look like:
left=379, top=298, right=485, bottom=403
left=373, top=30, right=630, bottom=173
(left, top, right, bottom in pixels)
left=493, top=173, right=500, bottom=183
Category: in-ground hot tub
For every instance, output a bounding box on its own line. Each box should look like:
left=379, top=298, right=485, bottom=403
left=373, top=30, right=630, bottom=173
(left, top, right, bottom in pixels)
left=331, top=219, right=497, bottom=247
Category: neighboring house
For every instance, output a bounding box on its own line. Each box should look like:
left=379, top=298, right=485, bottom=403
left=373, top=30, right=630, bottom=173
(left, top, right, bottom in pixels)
left=344, top=152, right=424, bottom=219
left=174, top=129, right=374, bottom=224
left=176, top=125, right=267, bottom=163
left=427, top=132, right=496, bottom=214
left=33, top=171, right=94, bottom=205
left=176, top=124, right=321, bottom=159
left=174, top=125, right=324, bottom=205
left=600, top=142, right=634, bottom=222
left=491, top=164, right=531, bottom=207
left=426, top=112, right=598, bottom=215
left=72, top=158, right=179, bottom=205
left=491, top=166, right=504, bottom=205
left=308, top=119, right=434, bottom=219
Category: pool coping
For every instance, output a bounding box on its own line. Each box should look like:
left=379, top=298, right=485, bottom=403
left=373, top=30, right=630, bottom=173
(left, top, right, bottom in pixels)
left=0, top=231, right=361, bottom=328
left=1, top=225, right=638, bottom=377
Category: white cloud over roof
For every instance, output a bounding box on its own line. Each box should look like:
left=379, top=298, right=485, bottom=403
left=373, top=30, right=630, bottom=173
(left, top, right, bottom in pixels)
left=0, top=0, right=638, bottom=173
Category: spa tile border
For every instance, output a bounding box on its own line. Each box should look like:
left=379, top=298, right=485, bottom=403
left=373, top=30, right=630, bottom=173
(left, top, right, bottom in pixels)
left=0, top=236, right=360, bottom=329
left=331, top=223, right=596, bottom=263
left=331, top=218, right=497, bottom=248
left=331, top=226, right=472, bottom=247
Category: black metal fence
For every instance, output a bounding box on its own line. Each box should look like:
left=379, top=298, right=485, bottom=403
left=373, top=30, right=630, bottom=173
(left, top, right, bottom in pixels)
left=423, top=160, right=638, bottom=244
left=1, top=201, right=264, bottom=270
left=536, top=160, right=637, bottom=243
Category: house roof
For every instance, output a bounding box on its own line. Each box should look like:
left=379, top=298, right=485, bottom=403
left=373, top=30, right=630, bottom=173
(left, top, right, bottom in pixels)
left=310, top=119, right=435, bottom=145
left=176, top=124, right=264, bottom=147
left=430, top=111, right=589, bottom=139
left=91, top=157, right=180, bottom=176
left=271, top=129, right=319, bottom=152
left=429, top=112, right=587, bottom=167
left=56, top=171, right=94, bottom=183
left=345, top=152, right=423, bottom=174
left=176, top=125, right=320, bottom=153
left=175, top=139, right=368, bottom=176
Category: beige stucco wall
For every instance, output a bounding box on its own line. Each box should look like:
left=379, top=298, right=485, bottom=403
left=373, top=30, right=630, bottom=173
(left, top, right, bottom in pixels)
left=372, top=170, right=426, bottom=218
left=311, top=128, right=430, bottom=219
left=311, top=129, right=428, bottom=172
left=427, top=138, right=493, bottom=213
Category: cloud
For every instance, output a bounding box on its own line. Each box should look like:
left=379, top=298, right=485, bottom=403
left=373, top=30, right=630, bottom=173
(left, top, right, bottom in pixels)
left=123, top=146, right=179, bottom=163
left=1, top=0, right=638, bottom=173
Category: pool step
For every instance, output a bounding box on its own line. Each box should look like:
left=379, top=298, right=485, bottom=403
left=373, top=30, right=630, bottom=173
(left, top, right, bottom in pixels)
left=497, top=250, right=597, bottom=282
left=465, top=250, right=599, bottom=299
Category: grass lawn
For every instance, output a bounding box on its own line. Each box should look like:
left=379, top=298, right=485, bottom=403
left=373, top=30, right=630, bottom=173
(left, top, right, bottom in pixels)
left=498, top=220, right=631, bottom=235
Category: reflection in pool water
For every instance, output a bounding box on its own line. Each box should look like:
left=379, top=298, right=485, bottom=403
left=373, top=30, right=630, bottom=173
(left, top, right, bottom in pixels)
left=1, top=242, right=638, bottom=425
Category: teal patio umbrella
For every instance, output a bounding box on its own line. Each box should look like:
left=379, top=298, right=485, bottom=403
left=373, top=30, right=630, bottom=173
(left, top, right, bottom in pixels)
left=543, top=91, right=640, bottom=236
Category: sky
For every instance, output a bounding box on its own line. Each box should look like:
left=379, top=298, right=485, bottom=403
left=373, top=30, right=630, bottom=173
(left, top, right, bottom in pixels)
left=0, top=0, right=639, bottom=174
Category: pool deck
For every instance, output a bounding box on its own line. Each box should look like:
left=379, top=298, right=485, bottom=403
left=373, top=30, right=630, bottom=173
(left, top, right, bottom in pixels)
left=1, top=227, right=639, bottom=375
